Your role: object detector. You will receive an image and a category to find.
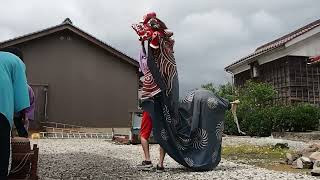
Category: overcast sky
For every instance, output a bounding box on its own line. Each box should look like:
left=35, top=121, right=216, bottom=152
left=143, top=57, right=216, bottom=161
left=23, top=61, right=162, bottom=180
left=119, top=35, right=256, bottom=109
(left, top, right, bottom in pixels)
left=0, top=0, right=319, bottom=94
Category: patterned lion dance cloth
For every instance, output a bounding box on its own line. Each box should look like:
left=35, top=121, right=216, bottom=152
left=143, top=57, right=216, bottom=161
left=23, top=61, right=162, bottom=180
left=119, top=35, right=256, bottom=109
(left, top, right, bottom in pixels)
left=132, top=12, right=231, bottom=171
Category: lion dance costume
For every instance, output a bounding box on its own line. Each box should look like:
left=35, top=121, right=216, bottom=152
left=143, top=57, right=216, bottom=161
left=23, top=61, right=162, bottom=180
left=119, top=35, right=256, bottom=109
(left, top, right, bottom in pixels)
left=132, top=12, right=231, bottom=171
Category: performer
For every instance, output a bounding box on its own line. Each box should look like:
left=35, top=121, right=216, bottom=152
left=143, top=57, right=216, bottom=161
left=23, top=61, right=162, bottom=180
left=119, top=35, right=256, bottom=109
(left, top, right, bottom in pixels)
left=132, top=12, right=242, bottom=171
left=138, top=111, right=165, bottom=171
left=0, top=47, right=30, bottom=179
left=137, top=41, right=166, bottom=171
left=14, top=84, right=35, bottom=137
left=23, top=84, right=35, bottom=131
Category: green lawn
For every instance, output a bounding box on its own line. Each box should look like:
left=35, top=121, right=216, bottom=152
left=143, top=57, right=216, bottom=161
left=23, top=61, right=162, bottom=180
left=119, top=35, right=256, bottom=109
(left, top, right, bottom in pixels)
left=222, top=145, right=310, bottom=174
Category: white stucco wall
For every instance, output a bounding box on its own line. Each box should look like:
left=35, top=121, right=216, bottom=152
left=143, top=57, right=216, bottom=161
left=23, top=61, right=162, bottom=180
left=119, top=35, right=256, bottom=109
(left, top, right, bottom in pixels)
left=288, top=32, right=320, bottom=57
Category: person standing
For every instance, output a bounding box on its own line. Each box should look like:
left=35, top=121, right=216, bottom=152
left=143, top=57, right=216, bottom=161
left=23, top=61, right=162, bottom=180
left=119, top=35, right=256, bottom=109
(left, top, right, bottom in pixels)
left=137, top=43, right=166, bottom=171
left=0, top=47, right=30, bottom=179
left=138, top=111, right=165, bottom=171
left=14, top=84, right=35, bottom=137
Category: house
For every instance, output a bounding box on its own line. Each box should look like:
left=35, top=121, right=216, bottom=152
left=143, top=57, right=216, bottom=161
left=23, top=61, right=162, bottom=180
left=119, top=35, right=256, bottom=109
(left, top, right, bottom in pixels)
left=0, top=18, right=140, bottom=128
left=225, top=19, right=320, bottom=105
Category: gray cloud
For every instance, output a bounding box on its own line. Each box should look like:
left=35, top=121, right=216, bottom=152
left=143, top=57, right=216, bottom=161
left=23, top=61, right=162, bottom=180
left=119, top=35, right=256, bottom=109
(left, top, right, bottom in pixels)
left=0, top=0, right=319, bottom=95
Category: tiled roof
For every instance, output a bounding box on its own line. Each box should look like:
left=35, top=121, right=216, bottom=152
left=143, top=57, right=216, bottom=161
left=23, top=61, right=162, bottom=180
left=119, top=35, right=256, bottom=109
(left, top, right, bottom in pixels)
left=308, top=55, right=320, bottom=64
left=225, top=19, right=320, bottom=70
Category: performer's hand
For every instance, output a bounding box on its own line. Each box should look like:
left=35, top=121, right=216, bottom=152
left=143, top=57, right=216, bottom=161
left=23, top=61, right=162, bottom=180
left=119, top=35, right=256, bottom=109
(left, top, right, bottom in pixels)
left=231, top=100, right=240, bottom=104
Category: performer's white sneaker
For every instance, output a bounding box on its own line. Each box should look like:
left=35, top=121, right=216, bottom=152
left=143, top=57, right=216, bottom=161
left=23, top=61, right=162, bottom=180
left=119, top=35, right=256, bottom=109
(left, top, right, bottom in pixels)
left=156, top=165, right=165, bottom=173
left=137, top=161, right=153, bottom=171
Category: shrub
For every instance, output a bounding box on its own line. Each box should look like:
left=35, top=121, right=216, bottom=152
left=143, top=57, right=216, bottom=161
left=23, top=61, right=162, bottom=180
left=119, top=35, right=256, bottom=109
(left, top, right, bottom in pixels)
left=283, top=104, right=319, bottom=132
left=222, top=82, right=319, bottom=136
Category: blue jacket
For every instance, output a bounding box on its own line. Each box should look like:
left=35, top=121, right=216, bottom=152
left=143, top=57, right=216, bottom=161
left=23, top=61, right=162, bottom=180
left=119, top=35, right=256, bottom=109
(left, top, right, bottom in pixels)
left=0, top=52, right=30, bottom=127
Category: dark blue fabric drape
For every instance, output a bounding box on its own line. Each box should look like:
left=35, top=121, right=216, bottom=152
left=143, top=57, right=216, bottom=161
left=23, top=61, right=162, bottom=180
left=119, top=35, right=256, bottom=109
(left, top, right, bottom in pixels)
left=142, top=41, right=230, bottom=171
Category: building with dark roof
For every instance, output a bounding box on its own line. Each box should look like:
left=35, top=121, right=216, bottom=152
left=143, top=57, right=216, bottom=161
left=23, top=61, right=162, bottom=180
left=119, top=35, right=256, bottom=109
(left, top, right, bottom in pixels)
left=225, top=19, right=320, bottom=105
left=0, top=18, right=139, bottom=128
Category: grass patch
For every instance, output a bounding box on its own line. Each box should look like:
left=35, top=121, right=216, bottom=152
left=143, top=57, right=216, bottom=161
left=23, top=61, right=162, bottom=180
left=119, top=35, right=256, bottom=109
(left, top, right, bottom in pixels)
left=222, top=145, right=309, bottom=174
left=222, top=145, right=291, bottom=161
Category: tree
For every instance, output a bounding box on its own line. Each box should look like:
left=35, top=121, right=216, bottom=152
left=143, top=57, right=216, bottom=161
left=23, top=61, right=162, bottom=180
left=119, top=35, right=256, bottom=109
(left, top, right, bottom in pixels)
left=201, top=82, right=236, bottom=101
left=217, top=82, right=235, bottom=102
left=201, top=83, right=216, bottom=93
left=239, top=81, right=277, bottom=108
left=221, top=81, right=277, bottom=136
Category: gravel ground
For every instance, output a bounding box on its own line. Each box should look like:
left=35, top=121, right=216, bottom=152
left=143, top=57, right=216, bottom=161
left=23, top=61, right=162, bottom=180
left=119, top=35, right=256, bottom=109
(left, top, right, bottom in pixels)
left=31, top=137, right=319, bottom=180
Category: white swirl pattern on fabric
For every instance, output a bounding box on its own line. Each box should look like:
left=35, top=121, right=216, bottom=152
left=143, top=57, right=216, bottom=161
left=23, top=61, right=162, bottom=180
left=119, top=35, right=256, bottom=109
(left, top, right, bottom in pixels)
left=184, top=157, right=194, bottom=167
left=182, top=91, right=195, bottom=103
left=162, top=105, right=172, bottom=123
left=176, top=140, right=187, bottom=151
left=212, top=149, right=218, bottom=163
left=216, top=121, right=224, bottom=141
left=176, top=136, right=191, bottom=151
left=207, top=97, right=219, bottom=109
left=160, top=129, right=169, bottom=141
left=191, top=128, right=208, bottom=150
left=181, top=137, right=191, bottom=144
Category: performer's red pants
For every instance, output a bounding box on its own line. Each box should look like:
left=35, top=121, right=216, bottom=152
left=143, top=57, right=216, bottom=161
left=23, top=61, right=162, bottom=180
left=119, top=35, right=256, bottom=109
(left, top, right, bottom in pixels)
left=140, top=111, right=152, bottom=139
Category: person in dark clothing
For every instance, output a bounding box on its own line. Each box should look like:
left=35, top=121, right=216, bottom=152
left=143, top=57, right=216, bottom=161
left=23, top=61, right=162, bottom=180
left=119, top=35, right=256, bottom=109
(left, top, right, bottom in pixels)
left=0, top=114, right=11, bottom=179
